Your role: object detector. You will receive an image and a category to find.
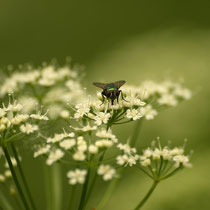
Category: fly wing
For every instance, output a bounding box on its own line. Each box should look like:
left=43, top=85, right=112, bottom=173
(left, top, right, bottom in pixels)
left=113, top=80, right=126, bottom=88
left=93, top=82, right=107, bottom=90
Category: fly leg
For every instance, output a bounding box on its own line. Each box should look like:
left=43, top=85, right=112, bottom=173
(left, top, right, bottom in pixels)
left=120, top=90, right=129, bottom=102
left=100, top=93, right=105, bottom=106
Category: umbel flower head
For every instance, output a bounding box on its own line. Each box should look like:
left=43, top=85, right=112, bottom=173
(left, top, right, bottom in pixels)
left=0, top=100, right=48, bottom=146
left=137, top=138, right=192, bottom=181
left=73, top=80, right=191, bottom=127
left=34, top=123, right=141, bottom=185
left=0, top=60, right=86, bottom=119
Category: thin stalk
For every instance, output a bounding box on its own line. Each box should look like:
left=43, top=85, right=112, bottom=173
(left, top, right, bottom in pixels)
left=67, top=185, right=76, bottom=210
left=161, top=166, right=183, bottom=180
left=130, top=118, right=143, bottom=147
left=135, top=165, right=153, bottom=179
left=97, top=119, right=144, bottom=209
left=133, top=181, right=158, bottom=210
left=78, top=168, right=91, bottom=210
left=96, top=168, right=123, bottom=210
left=2, top=145, right=30, bottom=210
left=11, top=143, right=36, bottom=210
left=84, top=151, right=106, bottom=206
left=0, top=188, right=14, bottom=210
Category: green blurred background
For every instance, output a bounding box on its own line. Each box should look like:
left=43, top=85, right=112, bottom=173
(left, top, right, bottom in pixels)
left=0, top=0, right=210, bottom=210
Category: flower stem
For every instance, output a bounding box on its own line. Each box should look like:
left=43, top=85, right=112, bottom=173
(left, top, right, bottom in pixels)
left=11, top=143, right=36, bottom=210
left=78, top=168, right=91, bottom=210
left=67, top=185, right=76, bottom=210
left=133, top=181, right=158, bottom=210
left=2, top=145, right=30, bottom=210
left=130, top=118, right=143, bottom=147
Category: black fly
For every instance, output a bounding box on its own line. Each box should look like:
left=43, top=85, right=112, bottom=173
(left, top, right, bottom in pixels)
left=93, top=80, right=128, bottom=105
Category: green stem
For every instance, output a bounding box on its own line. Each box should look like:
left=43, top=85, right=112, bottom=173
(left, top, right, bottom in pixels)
left=96, top=168, right=123, bottom=210
left=2, top=145, right=30, bottom=210
left=67, top=185, right=77, bottom=210
left=130, top=118, right=143, bottom=147
left=84, top=152, right=105, bottom=206
left=133, top=181, right=158, bottom=210
left=78, top=168, right=91, bottom=210
left=135, top=165, right=153, bottom=179
left=11, top=143, right=36, bottom=210
left=161, top=166, right=183, bottom=180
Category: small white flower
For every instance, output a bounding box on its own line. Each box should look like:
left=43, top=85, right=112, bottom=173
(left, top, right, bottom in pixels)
left=95, top=140, right=113, bottom=148
left=67, top=169, right=87, bottom=185
left=94, top=112, right=111, bottom=126
left=117, top=143, right=136, bottom=154
left=97, top=164, right=116, bottom=181
left=173, top=155, right=191, bottom=167
left=88, top=145, right=98, bottom=154
left=158, top=94, right=178, bottom=106
left=60, top=110, right=70, bottom=119
left=152, top=148, right=161, bottom=160
left=126, top=109, right=142, bottom=121
left=173, top=86, right=192, bottom=100
left=30, top=113, right=49, bottom=121
left=4, top=170, right=12, bottom=178
left=77, top=137, right=87, bottom=152
left=0, top=108, right=6, bottom=117
left=20, top=123, right=38, bottom=134
left=73, top=151, right=86, bottom=161
left=46, top=149, right=64, bottom=165
left=96, top=128, right=117, bottom=142
left=59, top=139, right=76, bottom=150
left=143, top=148, right=153, bottom=158
left=140, top=158, right=151, bottom=167
left=140, top=105, right=158, bottom=120
left=0, top=174, right=5, bottom=182
left=74, top=102, right=90, bottom=119
left=34, top=145, right=51, bottom=158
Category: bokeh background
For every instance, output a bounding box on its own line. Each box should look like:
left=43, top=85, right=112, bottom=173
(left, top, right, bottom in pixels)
left=0, top=0, right=210, bottom=210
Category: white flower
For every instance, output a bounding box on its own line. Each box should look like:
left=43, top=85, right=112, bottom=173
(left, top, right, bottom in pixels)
left=0, top=174, right=5, bottom=182
left=18, top=97, right=38, bottom=114
left=47, top=133, right=67, bottom=143
left=88, top=145, right=98, bottom=154
left=126, top=109, right=142, bottom=120
left=34, top=145, right=51, bottom=158
left=173, top=155, right=191, bottom=167
left=30, top=113, right=49, bottom=121
left=72, top=124, right=97, bottom=132
left=67, top=169, right=87, bottom=185
left=158, top=94, right=178, bottom=106
left=152, top=148, right=161, bottom=160
left=73, top=151, right=86, bottom=161
left=116, top=154, right=139, bottom=166
left=4, top=170, right=12, bottom=178
left=77, top=136, right=87, bottom=152
left=46, top=149, right=64, bottom=165
left=94, top=112, right=111, bottom=126
left=0, top=124, right=6, bottom=131
left=117, top=143, right=136, bottom=154
left=60, top=110, right=70, bottom=119
left=0, top=108, right=6, bottom=117
left=95, top=140, right=113, bottom=148
left=20, top=123, right=38, bottom=134
left=140, top=105, right=158, bottom=120
left=97, top=164, right=116, bottom=181
left=169, top=147, right=184, bottom=156
left=173, top=86, right=192, bottom=100
left=74, top=102, right=90, bottom=119
left=96, top=128, right=117, bottom=142
left=140, top=158, right=151, bottom=167
left=143, top=148, right=153, bottom=158
left=59, top=139, right=76, bottom=150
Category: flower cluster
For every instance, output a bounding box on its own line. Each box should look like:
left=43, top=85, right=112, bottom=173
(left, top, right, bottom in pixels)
left=72, top=80, right=191, bottom=127
left=138, top=140, right=192, bottom=181
left=0, top=101, right=48, bottom=146
left=0, top=62, right=86, bottom=119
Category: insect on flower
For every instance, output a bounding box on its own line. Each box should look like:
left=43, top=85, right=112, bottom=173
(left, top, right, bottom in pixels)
left=93, top=80, right=128, bottom=105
